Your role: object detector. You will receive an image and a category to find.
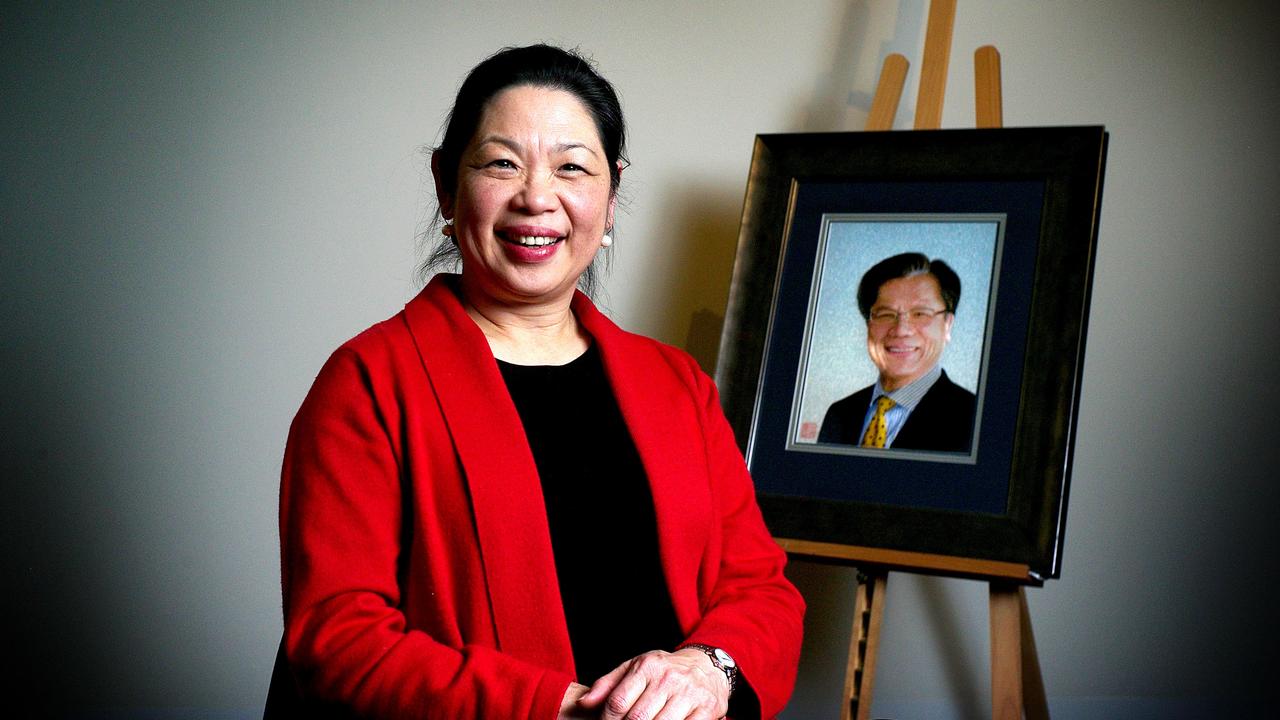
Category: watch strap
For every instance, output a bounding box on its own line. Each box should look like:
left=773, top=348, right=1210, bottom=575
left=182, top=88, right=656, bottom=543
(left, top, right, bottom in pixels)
left=681, top=643, right=737, bottom=695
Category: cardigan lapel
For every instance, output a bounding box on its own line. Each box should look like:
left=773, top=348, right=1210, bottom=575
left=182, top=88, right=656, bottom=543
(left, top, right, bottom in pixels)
left=402, top=276, right=574, bottom=674
left=573, top=294, right=713, bottom=632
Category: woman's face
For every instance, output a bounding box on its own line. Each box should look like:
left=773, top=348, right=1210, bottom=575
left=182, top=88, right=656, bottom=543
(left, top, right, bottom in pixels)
left=442, top=84, right=615, bottom=308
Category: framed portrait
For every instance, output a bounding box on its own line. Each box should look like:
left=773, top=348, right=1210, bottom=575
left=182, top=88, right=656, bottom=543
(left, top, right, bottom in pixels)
left=715, top=127, right=1108, bottom=580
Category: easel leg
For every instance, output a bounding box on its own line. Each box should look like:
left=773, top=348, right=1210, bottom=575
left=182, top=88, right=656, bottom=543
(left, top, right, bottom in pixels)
left=865, top=54, right=909, bottom=131
left=974, top=45, right=1003, bottom=128
left=843, top=571, right=888, bottom=720
left=989, top=583, right=1023, bottom=719
left=913, top=0, right=957, bottom=129
left=990, top=583, right=1050, bottom=720
left=1018, top=588, right=1049, bottom=720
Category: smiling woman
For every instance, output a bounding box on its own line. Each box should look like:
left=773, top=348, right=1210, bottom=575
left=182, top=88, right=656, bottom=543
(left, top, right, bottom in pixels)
left=423, top=44, right=627, bottom=301
left=267, top=44, right=805, bottom=720
left=441, top=85, right=617, bottom=352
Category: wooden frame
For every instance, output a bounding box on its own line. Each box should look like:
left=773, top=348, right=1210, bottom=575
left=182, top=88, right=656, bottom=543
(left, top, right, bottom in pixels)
left=715, top=127, right=1107, bottom=580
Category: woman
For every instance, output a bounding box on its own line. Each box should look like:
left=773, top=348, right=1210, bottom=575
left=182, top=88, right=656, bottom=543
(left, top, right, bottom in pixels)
left=270, top=44, right=804, bottom=719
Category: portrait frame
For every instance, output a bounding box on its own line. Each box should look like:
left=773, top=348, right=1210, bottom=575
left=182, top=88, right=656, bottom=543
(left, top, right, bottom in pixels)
left=715, top=127, right=1108, bottom=580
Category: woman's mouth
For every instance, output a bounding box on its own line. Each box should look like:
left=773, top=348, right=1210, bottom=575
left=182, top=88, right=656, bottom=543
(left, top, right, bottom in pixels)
left=495, top=229, right=565, bottom=262
left=497, top=229, right=564, bottom=247
left=507, top=234, right=562, bottom=247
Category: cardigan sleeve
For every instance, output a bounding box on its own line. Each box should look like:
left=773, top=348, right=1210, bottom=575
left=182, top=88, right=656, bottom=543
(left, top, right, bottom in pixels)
left=278, top=347, right=573, bottom=719
left=679, top=363, right=806, bottom=719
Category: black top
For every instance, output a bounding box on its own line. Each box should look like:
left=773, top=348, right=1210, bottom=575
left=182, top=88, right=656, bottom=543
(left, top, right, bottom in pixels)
left=498, top=344, right=684, bottom=684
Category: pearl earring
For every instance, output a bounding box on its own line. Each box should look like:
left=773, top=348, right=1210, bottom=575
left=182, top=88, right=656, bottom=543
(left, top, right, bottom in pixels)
left=601, top=233, right=613, bottom=248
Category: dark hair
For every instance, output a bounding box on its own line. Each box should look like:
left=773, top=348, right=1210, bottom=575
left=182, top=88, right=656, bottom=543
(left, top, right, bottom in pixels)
left=435, top=44, right=626, bottom=195
left=856, top=252, right=961, bottom=320
left=420, top=45, right=627, bottom=294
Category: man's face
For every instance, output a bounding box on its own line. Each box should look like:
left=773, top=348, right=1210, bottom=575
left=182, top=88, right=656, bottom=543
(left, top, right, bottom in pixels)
left=865, top=274, right=955, bottom=392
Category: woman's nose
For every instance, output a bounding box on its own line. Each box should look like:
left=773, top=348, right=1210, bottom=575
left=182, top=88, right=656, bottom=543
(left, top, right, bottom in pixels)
left=515, top=173, right=557, bottom=213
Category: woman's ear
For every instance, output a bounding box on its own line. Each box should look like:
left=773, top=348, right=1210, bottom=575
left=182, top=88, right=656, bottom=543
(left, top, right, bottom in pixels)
left=431, top=151, right=454, bottom=220
left=606, top=160, right=623, bottom=228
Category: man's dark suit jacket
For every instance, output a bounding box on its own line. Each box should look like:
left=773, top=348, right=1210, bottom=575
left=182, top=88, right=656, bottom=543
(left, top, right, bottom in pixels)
left=817, top=369, right=976, bottom=452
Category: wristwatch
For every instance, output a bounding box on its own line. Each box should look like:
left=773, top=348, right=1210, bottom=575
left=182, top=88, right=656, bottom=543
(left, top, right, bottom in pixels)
left=683, top=643, right=738, bottom=695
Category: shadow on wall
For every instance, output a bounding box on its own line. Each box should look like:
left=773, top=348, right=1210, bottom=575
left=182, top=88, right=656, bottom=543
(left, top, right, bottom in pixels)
left=791, top=0, right=929, bottom=133
left=649, top=179, right=744, bottom=374
left=661, top=0, right=936, bottom=376
left=783, top=560, right=860, bottom=714
left=917, top=575, right=984, bottom=715
left=781, top=562, right=989, bottom=720
left=661, top=1, right=931, bottom=372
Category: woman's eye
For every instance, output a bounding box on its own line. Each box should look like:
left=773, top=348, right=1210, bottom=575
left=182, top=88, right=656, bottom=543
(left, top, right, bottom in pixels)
left=560, top=163, right=584, bottom=173
left=488, top=159, right=516, bottom=169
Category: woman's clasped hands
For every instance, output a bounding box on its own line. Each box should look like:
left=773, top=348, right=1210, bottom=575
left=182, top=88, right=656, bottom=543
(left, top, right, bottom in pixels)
left=559, top=648, right=731, bottom=720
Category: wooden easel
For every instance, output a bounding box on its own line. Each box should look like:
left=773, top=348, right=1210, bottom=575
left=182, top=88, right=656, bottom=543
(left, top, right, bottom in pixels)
left=781, top=539, right=1048, bottom=720
left=797, top=2, right=1049, bottom=719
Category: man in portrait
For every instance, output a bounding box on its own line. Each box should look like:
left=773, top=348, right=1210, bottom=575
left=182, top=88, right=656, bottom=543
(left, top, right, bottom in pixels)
left=818, top=252, right=977, bottom=452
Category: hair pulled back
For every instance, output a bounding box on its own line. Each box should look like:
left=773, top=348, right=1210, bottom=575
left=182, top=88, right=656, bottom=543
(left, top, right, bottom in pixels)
left=421, top=44, right=627, bottom=294
left=434, top=44, right=626, bottom=195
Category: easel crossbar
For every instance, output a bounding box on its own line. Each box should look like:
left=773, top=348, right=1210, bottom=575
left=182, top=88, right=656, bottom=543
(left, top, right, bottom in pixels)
left=776, top=537, right=1032, bottom=582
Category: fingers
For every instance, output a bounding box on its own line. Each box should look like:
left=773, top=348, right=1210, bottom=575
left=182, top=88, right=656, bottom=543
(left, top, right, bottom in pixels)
left=560, top=682, right=590, bottom=708
left=557, top=682, right=596, bottom=720
left=598, top=661, right=650, bottom=720
left=591, top=650, right=728, bottom=720
left=578, top=660, right=631, bottom=708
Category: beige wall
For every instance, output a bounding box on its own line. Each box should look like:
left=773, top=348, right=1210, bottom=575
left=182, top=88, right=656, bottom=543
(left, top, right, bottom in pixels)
left=4, top=1, right=1276, bottom=716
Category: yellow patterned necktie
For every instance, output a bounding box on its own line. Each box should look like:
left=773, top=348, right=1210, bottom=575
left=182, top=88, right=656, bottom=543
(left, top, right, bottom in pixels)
left=861, top=396, right=896, bottom=448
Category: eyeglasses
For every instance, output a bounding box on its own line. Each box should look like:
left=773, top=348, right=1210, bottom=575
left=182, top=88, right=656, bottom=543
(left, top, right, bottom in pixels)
left=868, top=307, right=950, bottom=326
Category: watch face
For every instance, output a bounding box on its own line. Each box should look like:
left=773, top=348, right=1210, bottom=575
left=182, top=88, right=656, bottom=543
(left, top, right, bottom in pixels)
left=713, top=648, right=736, bottom=669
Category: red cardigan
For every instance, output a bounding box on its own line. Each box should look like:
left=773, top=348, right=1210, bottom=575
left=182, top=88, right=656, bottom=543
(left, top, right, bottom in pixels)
left=278, top=275, right=804, bottom=719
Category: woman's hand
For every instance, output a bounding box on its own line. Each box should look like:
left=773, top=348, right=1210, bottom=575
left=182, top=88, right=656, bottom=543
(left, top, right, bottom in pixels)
left=559, top=682, right=595, bottom=719
left=576, top=648, right=730, bottom=720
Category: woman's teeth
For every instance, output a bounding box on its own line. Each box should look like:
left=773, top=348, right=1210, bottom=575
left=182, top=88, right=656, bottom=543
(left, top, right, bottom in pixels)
left=513, top=235, right=559, bottom=246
